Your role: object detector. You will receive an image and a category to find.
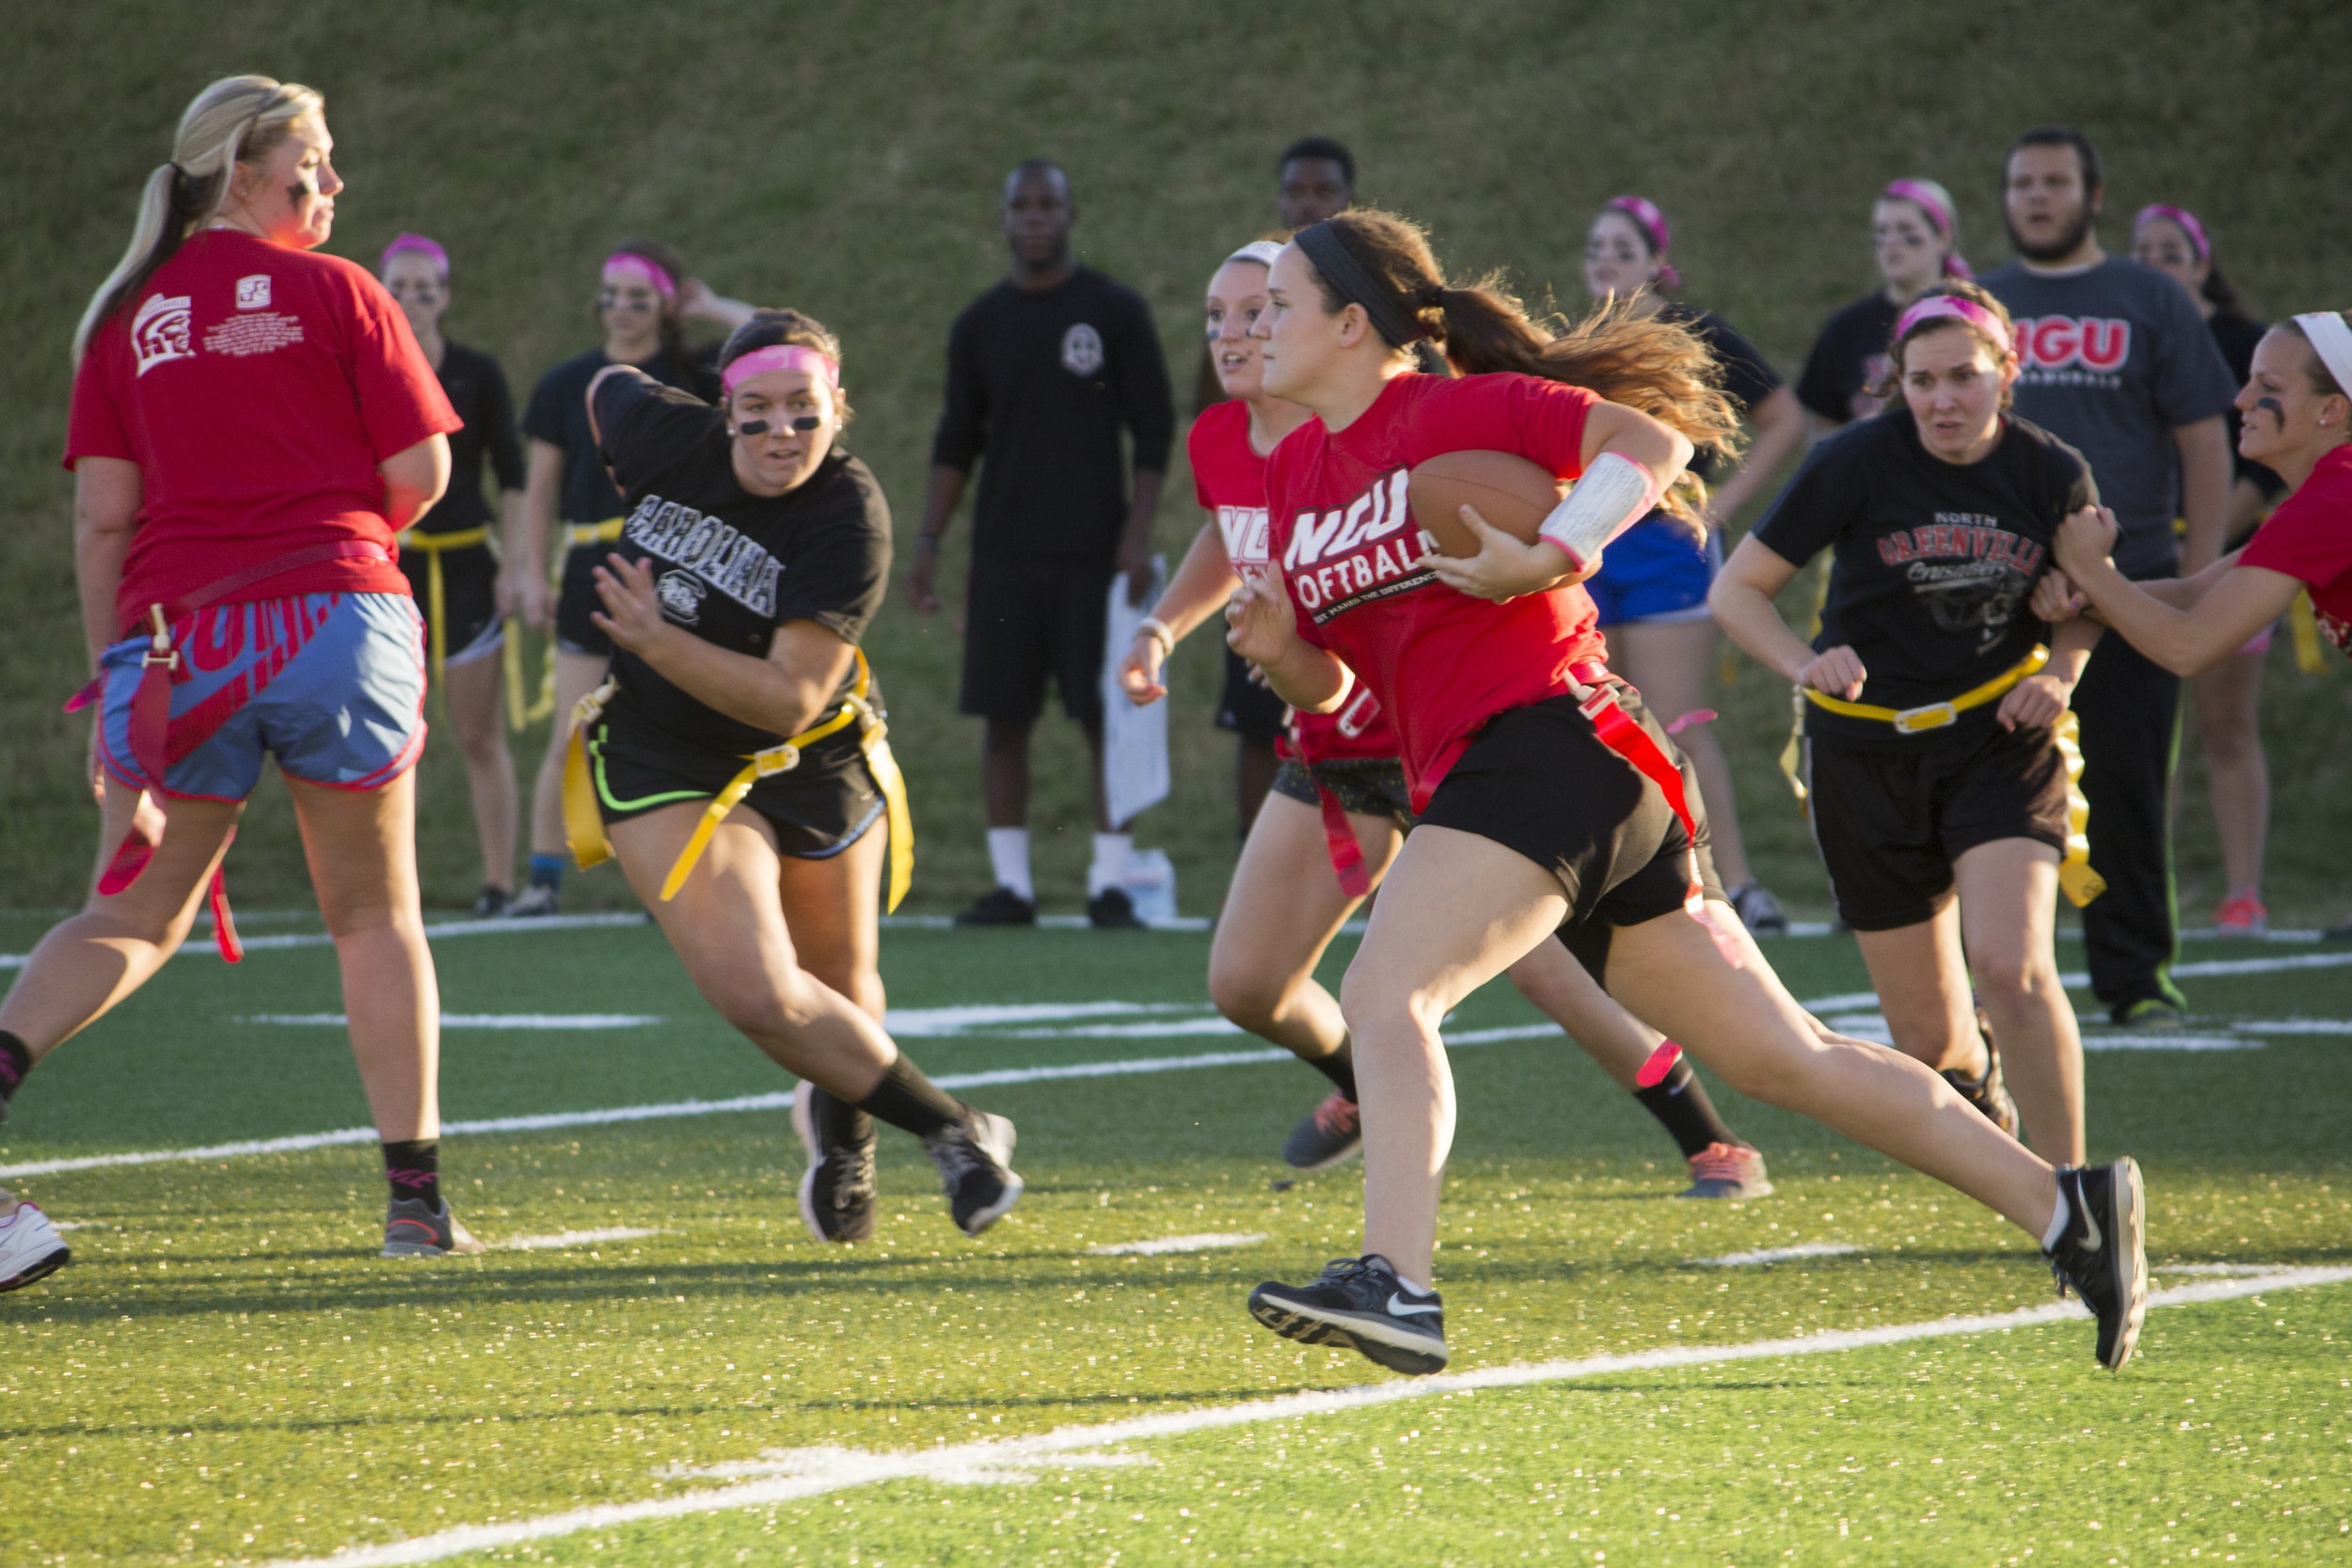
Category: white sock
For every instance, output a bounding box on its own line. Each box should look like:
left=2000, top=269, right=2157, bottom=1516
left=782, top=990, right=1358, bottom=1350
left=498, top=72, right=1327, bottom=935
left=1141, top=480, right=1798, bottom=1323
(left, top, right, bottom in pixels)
left=987, top=828, right=1033, bottom=901
left=1088, top=832, right=1132, bottom=895
left=2041, top=1184, right=2072, bottom=1251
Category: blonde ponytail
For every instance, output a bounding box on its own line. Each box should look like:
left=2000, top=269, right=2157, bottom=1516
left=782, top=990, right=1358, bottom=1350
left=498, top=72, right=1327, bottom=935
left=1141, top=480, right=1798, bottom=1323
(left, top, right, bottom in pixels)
left=72, top=74, right=324, bottom=365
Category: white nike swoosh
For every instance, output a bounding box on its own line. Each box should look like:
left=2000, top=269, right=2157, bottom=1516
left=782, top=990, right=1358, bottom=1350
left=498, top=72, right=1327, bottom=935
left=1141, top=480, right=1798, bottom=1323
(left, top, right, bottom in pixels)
left=2077, top=1201, right=2103, bottom=1252
left=1387, top=1293, right=1442, bottom=1317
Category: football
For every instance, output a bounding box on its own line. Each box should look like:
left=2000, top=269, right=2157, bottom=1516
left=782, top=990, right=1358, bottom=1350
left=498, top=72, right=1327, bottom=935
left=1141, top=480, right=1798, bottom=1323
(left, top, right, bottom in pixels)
left=1406, top=450, right=1567, bottom=558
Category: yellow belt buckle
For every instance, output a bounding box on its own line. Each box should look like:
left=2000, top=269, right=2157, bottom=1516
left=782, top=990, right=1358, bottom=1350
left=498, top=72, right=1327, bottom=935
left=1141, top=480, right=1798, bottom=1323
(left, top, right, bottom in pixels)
left=1892, top=701, right=1958, bottom=735
left=752, top=743, right=801, bottom=779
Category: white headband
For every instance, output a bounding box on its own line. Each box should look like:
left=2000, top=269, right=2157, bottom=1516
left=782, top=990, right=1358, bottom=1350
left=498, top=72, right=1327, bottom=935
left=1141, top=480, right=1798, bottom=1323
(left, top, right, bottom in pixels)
left=2295, top=312, right=2352, bottom=398
left=1226, top=240, right=1286, bottom=269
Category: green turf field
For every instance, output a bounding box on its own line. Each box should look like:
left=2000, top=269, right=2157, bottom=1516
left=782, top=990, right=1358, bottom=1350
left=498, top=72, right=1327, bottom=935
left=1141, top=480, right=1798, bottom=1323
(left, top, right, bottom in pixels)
left=4, top=917, right=2348, bottom=1564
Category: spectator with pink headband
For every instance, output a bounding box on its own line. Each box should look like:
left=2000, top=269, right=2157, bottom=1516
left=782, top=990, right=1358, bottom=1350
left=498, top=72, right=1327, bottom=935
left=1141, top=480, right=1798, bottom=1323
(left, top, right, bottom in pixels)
left=1580, top=192, right=1810, bottom=935
left=2130, top=202, right=2289, bottom=936
left=377, top=231, right=527, bottom=918
left=511, top=239, right=755, bottom=917
left=1800, top=177, right=1973, bottom=433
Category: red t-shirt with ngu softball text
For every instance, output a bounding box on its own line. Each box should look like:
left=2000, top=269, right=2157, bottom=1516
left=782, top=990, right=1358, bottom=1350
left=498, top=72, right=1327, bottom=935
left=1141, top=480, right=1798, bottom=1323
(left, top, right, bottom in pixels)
left=1189, top=399, right=1393, bottom=762
left=2238, top=442, right=2352, bottom=653
left=1263, top=372, right=1607, bottom=810
left=66, top=229, right=460, bottom=638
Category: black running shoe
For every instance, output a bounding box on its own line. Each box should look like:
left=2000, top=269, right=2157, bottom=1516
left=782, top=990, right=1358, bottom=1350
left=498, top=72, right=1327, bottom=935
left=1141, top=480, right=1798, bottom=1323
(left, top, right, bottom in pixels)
left=1280, top=1091, right=1362, bottom=1171
left=954, top=887, right=1037, bottom=927
left=923, top=1111, right=1024, bottom=1236
left=472, top=884, right=513, bottom=919
left=1087, top=886, right=1146, bottom=929
left=1728, top=881, right=1788, bottom=935
left=381, top=1197, right=485, bottom=1259
left=2045, top=1158, right=2148, bottom=1370
left=1248, top=1255, right=1448, bottom=1375
left=1943, top=1025, right=2020, bottom=1139
left=793, top=1082, right=877, bottom=1243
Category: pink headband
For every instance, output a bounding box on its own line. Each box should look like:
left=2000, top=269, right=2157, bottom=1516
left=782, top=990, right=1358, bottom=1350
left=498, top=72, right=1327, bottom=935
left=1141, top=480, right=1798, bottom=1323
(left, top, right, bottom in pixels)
left=1603, top=196, right=1679, bottom=291
left=2134, top=204, right=2210, bottom=262
left=1894, top=294, right=2011, bottom=356
left=1882, top=180, right=1973, bottom=278
left=380, top=232, right=449, bottom=278
left=603, top=252, right=677, bottom=299
left=722, top=343, right=841, bottom=397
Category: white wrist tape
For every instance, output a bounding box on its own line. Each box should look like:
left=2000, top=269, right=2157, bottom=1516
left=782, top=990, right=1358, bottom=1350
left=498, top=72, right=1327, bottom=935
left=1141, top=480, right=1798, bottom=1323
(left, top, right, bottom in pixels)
left=1537, top=451, right=1664, bottom=569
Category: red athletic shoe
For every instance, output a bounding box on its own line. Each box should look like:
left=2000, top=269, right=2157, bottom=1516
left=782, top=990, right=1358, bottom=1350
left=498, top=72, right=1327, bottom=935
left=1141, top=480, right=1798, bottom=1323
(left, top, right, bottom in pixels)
left=1680, top=1142, right=1772, bottom=1200
left=2213, top=896, right=2267, bottom=938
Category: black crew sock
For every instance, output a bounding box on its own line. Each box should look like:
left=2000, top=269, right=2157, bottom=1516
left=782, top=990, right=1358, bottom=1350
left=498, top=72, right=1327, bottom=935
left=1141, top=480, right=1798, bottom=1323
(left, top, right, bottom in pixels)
left=855, top=1056, right=964, bottom=1139
left=1631, top=1058, right=1739, bottom=1160
left=809, top=1084, right=874, bottom=1148
left=381, top=1138, right=442, bottom=1209
left=1306, top=1040, right=1359, bottom=1102
left=0, top=1030, right=33, bottom=1112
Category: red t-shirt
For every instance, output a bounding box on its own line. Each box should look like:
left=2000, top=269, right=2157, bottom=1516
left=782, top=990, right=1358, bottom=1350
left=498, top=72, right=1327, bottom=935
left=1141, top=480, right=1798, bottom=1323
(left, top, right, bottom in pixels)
left=1264, top=372, right=1606, bottom=809
left=2239, top=443, right=2352, bottom=653
left=65, top=230, right=461, bottom=637
left=1189, top=400, right=1392, bottom=761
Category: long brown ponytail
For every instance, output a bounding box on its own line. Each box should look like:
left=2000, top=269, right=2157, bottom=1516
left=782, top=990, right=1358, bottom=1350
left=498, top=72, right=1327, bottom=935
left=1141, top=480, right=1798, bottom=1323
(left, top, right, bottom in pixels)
left=1297, top=209, right=1742, bottom=526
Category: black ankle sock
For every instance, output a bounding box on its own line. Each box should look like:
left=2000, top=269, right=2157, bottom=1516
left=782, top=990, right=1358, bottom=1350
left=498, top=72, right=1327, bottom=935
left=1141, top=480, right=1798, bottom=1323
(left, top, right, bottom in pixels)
left=809, top=1084, right=874, bottom=1148
left=381, top=1138, right=441, bottom=1208
left=855, top=1056, right=963, bottom=1138
left=0, top=1031, right=32, bottom=1103
left=1632, top=1058, right=1738, bottom=1160
left=1307, top=1041, right=1359, bottom=1101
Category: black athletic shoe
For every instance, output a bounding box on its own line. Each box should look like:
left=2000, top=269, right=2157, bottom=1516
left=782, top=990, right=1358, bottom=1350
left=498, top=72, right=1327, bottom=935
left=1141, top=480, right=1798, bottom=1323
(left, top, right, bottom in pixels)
left=954, top=887, right=1037, bottom=927
left=2045, top=1158, right=2148, bottom=1370
left=1943, top=1025, right=2020, bottom=1139
left=1728, top=881, right=1788, bottom=935
left=472, top=884, right=513, bottom=919
left=923, top=1111, right=1023, bottom=1236
left=381, top=1197, right=485, bottom=1259
left=1087, top=886, right=1146, bottom=928
left=1248, top=1255, right=1448, bottom=1375
left=793, top=1082, right=877, bottom=1243
left=1280, top=1091, right=1362, bottom=1171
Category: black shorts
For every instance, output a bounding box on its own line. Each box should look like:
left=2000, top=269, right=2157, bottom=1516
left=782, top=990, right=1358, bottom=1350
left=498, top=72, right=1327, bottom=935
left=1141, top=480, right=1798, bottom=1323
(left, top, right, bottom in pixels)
left=398, top=539, right=504, bottom=669
left=586, top=701, right=884, bottom=859
left=555, top=531, right=617, bottom=658
left=1216, top=643, right=1290, bottom=741
left=1804, top=721, right=2071, bottom=932
left=1415, top=687, right=1724, bottom=977
left=958, top=555, right=1112, bottom=724
left=1269, top=755, right=1416, bottom=835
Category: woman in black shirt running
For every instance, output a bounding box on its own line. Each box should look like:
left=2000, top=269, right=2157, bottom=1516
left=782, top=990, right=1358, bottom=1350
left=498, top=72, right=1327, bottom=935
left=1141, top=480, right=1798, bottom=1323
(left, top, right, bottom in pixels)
left=1712, top=282, right=2106, bottom=1166
left=577, top=310, right=1023, bottom=1244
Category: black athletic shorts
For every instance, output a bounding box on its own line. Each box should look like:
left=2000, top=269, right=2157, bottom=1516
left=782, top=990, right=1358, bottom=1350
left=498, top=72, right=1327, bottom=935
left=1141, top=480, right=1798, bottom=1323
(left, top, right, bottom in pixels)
left=586, top=699, right=883, bottom=859
left=398, top=538, right=504, bottom=669
left=1269, top=755, right=1416, bottom=834
left=1416, top=686, right=1724, bottom=977
left=555, top=532, right=617, bottom=658
left=1216, top=643, right=1290, bottom=741
left=1804, top=721, right=2071, bottom=932
left=958, top=554, right=1113, bottom=724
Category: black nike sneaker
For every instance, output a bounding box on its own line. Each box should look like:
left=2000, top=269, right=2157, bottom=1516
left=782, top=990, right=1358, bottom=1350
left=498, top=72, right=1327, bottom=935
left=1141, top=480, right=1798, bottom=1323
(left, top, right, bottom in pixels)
left=1280, top=1091, right=1362, bottom=1171
left=1248, top=1255, right=1448, bottom=1375
left=1087, top=886, right=1147, bottom=929
left=2045, top=1158, right=2148, bottom=1370
left=793, top=1081, right=877, bottom=1243
left=923, top=1110, right=1024, bottom=1237
left=1942, top=1026, right=2020, bottom=1139
left=954, top=887, right=1037, bottom=927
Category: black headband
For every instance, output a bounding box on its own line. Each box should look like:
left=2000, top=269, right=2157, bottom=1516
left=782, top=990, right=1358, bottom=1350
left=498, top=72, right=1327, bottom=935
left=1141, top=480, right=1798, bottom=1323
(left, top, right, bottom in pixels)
left=1293, top=222, right=1428, bottom=349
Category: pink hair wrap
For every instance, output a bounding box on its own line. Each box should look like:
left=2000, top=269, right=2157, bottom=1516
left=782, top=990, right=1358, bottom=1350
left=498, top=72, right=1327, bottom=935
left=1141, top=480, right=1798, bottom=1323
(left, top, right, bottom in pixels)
left=722, top=343, right=840, bottom=397
left=1882, top=179, right=1972, bottom=277
left=604, top=251, right=677, bottom=299
left=1604, top=195, right=1680, bottom=291
left=380, top=232, right=449, bottom=278
left=1895, top=294, right=2011, bottom=356
left=2134, top=204, right=2210, bottom=263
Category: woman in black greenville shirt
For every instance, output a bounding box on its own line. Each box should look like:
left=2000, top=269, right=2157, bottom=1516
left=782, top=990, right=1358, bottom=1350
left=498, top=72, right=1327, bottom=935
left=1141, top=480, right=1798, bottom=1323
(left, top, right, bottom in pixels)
left=574, top=311, right=1024, bottom=1247
left=378, top=234, right=525, bottom=916
left=1711, top=283, right=2106, bottom=1171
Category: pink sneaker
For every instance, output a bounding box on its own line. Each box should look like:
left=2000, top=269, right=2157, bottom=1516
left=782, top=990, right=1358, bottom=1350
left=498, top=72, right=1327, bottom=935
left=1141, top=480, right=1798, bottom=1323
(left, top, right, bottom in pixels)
left=2213, top=896, right=2268, bottom=938
left=1680, top=1143, right=1773, bottom=1200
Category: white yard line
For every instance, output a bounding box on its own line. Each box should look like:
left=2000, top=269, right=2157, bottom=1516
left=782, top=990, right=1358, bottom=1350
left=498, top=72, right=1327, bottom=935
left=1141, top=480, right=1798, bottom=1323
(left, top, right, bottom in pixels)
left=1086, top=1232, right=1269, bottom=1257
left=258, top=1266, right=2352, bottom=1568
left=497, top=1227, right=665, bottom=1251
left=245, top=1014, right=662, bottom=1030
left=1698, top=1242, right=1858, bottom=1267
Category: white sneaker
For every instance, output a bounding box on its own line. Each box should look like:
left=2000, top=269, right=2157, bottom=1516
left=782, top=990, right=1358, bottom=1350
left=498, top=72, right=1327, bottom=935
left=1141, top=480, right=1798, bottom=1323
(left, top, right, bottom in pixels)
left=0, top=1194, right=71, bottom=1292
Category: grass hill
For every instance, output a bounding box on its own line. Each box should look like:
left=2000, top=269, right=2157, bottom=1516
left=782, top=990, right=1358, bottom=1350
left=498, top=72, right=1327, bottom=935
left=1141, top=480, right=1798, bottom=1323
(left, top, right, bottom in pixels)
left=5, top=0, right=2348, bottom=921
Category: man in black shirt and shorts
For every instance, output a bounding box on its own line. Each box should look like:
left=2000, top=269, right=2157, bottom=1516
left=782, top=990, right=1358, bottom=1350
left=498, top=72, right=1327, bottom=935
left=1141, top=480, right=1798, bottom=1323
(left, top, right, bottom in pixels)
left=907, top=159, right=1176, bottom=927
left=1980, top=128, right=2238, bottom=1024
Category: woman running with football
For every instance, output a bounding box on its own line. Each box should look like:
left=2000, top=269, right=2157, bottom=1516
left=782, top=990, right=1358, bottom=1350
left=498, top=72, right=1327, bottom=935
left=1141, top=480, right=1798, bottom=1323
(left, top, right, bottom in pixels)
left=2044, top=309, right=2352, bottom=937
left=1119, top=240, right=1771, bottom=1196
left=1711, top=281, right=2106, bottom=1165
left=1227, top=211, right=2145, bottom=1378
left=0, top=75, right=477, bottom=1291
left=576, top=309, right=1022, bottom=1243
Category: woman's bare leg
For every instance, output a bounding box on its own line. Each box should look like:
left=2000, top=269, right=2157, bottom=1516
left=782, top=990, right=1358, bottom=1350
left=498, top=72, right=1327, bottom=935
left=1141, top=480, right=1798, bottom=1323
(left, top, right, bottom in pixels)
left=444, top=652, right=517, bottom=899
left=2192, top=649, right=2269, bottom=906
left=1851, top=903, right=1987, bottom=1076
left=776, top=825, right=888, bottom=1023
left=1611, top=619, right=1754, bottom=890
left=1956, top=840, right=2084, bottom=1164
left=287, top=771, right=439, bottom=1141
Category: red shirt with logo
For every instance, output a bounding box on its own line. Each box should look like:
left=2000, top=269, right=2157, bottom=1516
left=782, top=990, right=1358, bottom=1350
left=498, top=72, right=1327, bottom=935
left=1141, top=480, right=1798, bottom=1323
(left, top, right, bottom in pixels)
left=2238, top=443, right=2352, bottom=653
left=65, top=230, right=460, bottom=637
left=1189, top=399, right=1391, bottom=761
left=1263, top=372, right=1606, bottom=808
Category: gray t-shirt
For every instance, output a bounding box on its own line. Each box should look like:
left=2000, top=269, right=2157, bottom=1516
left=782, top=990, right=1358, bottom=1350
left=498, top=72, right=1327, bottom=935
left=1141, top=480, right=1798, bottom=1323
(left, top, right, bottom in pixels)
left=1979, top=257, right=2237, bottom=578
